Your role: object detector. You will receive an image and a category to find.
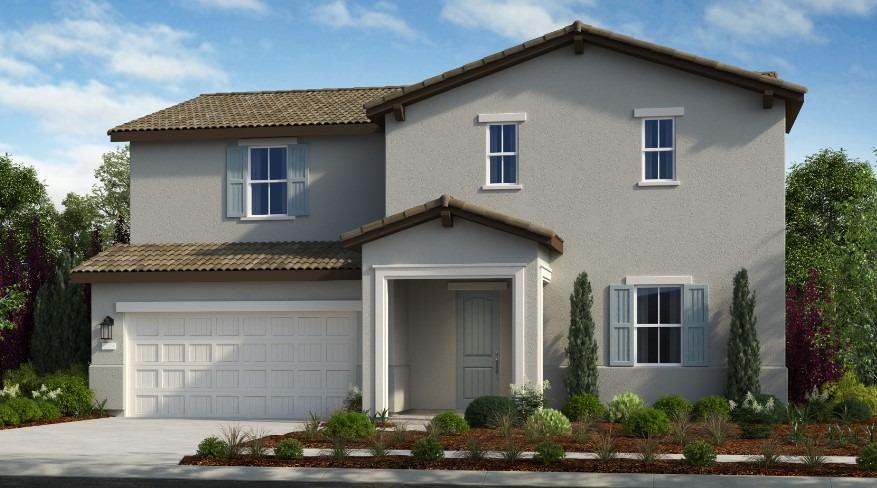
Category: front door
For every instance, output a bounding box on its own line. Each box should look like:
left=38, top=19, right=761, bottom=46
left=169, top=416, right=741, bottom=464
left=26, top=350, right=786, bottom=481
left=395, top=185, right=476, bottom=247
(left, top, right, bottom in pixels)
left=456, top=291, right=500, bottom=409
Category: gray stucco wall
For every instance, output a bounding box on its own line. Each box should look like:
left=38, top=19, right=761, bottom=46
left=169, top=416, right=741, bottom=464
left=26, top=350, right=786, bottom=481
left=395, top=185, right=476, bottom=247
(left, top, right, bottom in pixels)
left=89, top=280, right=361, bottom=411
left=130, top=133, right=385, bottom=244
left=383, top=45, right=787, bottom=403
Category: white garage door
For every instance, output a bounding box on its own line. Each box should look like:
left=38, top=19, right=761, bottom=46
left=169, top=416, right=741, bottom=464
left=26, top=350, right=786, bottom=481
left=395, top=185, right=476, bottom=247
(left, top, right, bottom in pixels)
left=127, top=312, right=356, bottom=419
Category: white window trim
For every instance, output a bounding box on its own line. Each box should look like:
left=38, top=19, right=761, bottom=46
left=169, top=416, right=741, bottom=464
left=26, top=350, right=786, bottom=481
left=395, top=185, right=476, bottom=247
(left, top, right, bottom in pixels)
left=633, top=107, right=684, bottom=118
left=238, top=137, right=298, bottom=146
left=632, top=284, right=684, bottom=367
left=640, top=117, right=678, bottom=184
left=477, top=112, right=527, bottom=123
left=484, top=123, right=521, bottom=188
left=246, top=145, right=289, bottom=218
left=626, top=275, right=692, bottom=285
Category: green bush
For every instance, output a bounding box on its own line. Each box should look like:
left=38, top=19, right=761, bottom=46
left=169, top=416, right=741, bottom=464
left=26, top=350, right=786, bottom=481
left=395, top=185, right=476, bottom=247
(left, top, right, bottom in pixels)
left=464, top=396, right=516, bottom=427
left=739, top=422, right=773, bottom=439
left=534, top=440, right=565, bottom=465
left=42, top=373, right=93, bottom=416
left=562, top=394, right=605, bottom=421
left=511, top=381, right=548, bottom=420
left=731, top=392, right=785, bottom=424
left=823, top=371, right=877, bottom=414
left=274, top=438, right=304, bottom=460
left=607, top=392, right=645, bottom=423
left=528, top=408, right=572, bottom=436
left=653, top=395, right=692, bottom=419
left=624, top=407, right=670, bottom=438
left=694, top=396, right=730, bottom=419
left=197, top=436, right=227, bottom=459
left=5, top=397, right=43, bottom=423
left=411, top=435, right=444, bottom=462
left=683, top=440, right=717, bottom=467
left=0, top=403, right=21, bottom=426
left=1, top=363, right=40, bottom=392
left=857, top=443, right=877, bottom=471
left=35, top=400, right=61, bottom=421
left=324, top=411, right=375, bottom=440
left=833, top=398, right=873, bottom=422
left=430, top=411, right=469, bottom=435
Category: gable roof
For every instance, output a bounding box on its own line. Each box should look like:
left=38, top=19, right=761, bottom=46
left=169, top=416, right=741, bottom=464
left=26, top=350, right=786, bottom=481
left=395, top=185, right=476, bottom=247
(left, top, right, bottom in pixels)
left=108, top=86, right=401, bottom=140
left=341, top=195, right=563, bottom=254
left=365, top=21, right=807, bottom=133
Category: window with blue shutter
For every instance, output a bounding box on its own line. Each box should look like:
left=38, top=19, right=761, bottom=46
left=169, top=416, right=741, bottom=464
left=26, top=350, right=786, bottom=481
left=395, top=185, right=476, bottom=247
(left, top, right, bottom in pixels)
left=287, top=144, right=309, bottom=216
left=226, top=145, right=246, bottom=218
left=226, top=143, right=309, bottom=218
left=609, top=285, right=634, bottom=366
left=682, top=284, right=709, bottom=366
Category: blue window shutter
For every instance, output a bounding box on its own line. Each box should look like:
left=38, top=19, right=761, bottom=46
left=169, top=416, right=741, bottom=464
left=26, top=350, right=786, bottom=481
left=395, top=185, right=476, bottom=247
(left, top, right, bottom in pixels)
left=226, top=144, right=245, bottom=218
left=287, top=144, right=309, bottom=216
left=683, top=284, right=709, bottom=366
left=609, top=285, right=634, bottom=366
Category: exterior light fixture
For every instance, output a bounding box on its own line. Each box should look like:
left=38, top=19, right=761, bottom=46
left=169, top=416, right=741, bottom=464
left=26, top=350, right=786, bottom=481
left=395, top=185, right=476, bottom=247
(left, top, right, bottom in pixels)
left=100, top=316, right=114, bottom=341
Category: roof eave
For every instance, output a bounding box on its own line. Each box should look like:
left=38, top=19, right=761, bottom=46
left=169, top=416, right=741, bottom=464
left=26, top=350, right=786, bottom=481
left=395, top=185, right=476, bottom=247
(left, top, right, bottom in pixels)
left=108, top=122, right=383, bottom=142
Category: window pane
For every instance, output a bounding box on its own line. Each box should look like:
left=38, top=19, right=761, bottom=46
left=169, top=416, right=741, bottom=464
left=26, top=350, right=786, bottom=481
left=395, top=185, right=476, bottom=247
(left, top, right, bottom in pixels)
left=250, top=148, right=269, bottom=180
left=489, top=156, right=503, bottom=183
left=659, top=327, right=681, bottom=363
left=503, top=156, right=517, bottom=184
left=269, top=182, right=287, bottom=215
left=489, top=125, right=502, bottom=153
left=659, top=287, right=681, bottom=324
left=658, top=119, right=673, bottom=148
left=637, top=288, right=659, bottom=324
left=637, top=327, right=659, bottom=363
left=644, top=120, right=658, bottom=148
left=645, top=152, right=659, bottom=180
left=269, top=147, right=287, bottom=180
left=502, top=124, right=516, bottom=153
left=659, top=151, right=674, bottom=179
left=251, top=183, right=268, bottom=215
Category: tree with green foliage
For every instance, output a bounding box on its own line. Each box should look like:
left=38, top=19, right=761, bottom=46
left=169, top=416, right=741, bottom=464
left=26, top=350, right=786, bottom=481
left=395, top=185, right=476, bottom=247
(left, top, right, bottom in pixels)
left=0, top=154, right=61, bottom=260
left=565, top=271, right=598, bottom=397
left=58, top=192, right=100, bottom=262
left=30, top=253, right=89, bottom=374
left=726, top=268, right=761, bottom=401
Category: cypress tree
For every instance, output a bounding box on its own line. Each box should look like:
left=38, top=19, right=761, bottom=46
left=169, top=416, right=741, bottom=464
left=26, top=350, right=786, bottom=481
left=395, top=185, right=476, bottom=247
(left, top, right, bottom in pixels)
left=30, top=253, right=89, bottom=374
left=726, top=268, right=761, bottom=402
left=565, top=271, right=598, bottom=397
left=113, top=215, right=129, bottom=245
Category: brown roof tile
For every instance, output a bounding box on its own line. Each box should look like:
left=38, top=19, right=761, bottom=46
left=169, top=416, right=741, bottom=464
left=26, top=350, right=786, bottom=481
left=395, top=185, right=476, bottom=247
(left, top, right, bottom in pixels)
left=108, top=87, right=402, bottom=134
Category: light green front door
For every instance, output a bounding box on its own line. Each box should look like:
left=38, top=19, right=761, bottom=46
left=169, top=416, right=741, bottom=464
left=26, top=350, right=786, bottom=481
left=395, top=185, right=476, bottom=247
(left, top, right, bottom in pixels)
left=457, top=291, right=500, bottom=410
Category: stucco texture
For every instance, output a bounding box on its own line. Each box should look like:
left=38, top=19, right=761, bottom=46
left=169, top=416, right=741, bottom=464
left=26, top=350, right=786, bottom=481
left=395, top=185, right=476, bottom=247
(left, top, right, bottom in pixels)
left=383, top=45, right=787, bottom=403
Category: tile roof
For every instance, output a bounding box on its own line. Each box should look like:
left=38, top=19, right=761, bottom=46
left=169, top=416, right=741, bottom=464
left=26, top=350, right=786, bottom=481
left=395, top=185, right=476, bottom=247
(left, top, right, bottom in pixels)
left=108, top=87, right=402, bottom=134
left=72, top=241, right=360, bottom=274
left=341, top=194, right=563, bottom=253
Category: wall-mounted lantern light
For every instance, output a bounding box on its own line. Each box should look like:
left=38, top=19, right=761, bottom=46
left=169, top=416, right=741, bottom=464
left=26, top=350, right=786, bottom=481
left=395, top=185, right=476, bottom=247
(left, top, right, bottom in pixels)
left=100, top=316, right=114, bottom=341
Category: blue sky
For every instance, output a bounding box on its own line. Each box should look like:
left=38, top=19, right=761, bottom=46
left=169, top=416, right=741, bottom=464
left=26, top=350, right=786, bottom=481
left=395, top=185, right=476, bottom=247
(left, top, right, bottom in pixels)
left=1, top=0, right=875, bottom=207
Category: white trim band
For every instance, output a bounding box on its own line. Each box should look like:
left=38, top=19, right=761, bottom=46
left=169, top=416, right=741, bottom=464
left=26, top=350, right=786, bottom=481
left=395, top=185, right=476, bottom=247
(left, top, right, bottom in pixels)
left=238, top=137, right=299, bottom=146
left=477, top=112, right=527, bottom=123
left=115, top=300, right=363, bottom=313
left=625, top=275, right=693, bottom=285
left=633, top=107, right=684, bottom=118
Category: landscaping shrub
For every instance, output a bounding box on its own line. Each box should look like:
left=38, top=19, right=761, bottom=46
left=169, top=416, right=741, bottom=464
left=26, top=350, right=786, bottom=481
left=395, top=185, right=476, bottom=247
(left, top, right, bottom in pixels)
left=562, top=393, right=605, bottom=421
left=510, top=381, right=549, bottom=420
left=857, top=443, right=877, bottom=471
left=1, top=363, right=39, bottom=392
left=464, top=395, right=516, bottom=427
left=429, top=411, right=469, bottom=435
left=273, top=438, right=304, bottom=460
left=5, top=397, right=42, bottom=422
left=534, top=440, right=565, bottom=465
left=411, top=435, right=444, bottom=462
left=823, top=371, right=877, bottom=413
left=694, top=395, right=730, bottom=419
left=726, top=268, right=761, bottom=402
left=833, top=398, right=873, bottom=422
left=35, top=400, right=61, bottom=420
left=565, top=271, right=598, bottom=398
left=607, top=392, right=645, bottom=423
left=527, top=408, right=572, bottom=436
left=343, top=386, right=362, bottom=412
left=42, top=373, right=93, bottom=416
left=623, top=407, right=670, bottom=438
left=0, top=403, right=21, bottom=426
left=652, top=395, right=692, bottom=419
left=731, top=392, right=785, bottom=424
left=197, top=436, right=227, bottom=459
left=324, top=411, right=375, bottom=440
left=739, top=422, right=773, bottom=439
left=683, top=440, right=716, bottom=467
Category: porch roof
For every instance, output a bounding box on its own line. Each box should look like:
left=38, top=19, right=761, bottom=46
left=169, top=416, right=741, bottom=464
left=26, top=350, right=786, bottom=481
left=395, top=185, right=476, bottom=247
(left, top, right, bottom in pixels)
left=340, top=194, right=564, bottom=254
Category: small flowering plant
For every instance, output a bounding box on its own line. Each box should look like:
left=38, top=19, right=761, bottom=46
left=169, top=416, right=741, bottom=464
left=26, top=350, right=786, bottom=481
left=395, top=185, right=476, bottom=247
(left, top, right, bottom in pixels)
left=0, top=383, right=20, bottom=399
left=32, top=384, right=62, bottom=401
left=730, top=391, right=784, bottom=424
left=510, top=380, right=550, bottom=420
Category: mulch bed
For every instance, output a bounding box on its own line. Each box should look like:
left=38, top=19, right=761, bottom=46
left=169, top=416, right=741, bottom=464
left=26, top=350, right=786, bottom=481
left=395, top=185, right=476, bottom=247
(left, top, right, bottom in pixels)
left=0, top=414, right=108, bottom=430
left=180, top=455, right=877, bottom=477
left=258, top=422, right=874, bottom=457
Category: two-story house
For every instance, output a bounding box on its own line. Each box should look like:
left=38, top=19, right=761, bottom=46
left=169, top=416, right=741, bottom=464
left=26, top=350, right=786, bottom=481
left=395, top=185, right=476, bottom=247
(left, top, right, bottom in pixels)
left=72, top=21, right=806, bottom=419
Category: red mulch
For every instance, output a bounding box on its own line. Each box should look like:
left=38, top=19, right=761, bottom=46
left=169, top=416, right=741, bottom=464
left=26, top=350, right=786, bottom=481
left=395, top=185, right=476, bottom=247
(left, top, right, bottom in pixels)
left=180, top=455, right=877, bottom=477
left=0, top=414, right=109, bottom=430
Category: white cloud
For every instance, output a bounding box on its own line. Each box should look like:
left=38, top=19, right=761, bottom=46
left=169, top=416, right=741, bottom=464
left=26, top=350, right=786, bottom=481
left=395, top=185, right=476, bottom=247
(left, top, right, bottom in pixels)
left=313, top=1, right=415, bottom=38
left=440, top=0, right=595, bottom=41
left=0, top=55, right=38, bottom=78
left=191, top=0, right=267, bottom=13
left=4, top=143, right=112, bottom=207
left=705, top=0, right=877, bottom=42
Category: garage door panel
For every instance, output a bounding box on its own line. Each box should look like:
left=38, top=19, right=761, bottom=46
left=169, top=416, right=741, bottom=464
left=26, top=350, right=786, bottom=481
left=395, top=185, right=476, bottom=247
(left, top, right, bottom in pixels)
left=242, top=344, right=267, bottom=362
left=216, top=318, right=239, bottom=336
left=162, top=318, right=185, bottom=336
left=163, top=370, right=185, bottom=388
left=271, top=318, right=295, bottom=336
left=243, top=318, right=268, bottom=336
left=189, top=369, right=212, bottom=388
left=163, top=344, right=186, bottom=362
left=187, top=317, right=213, bottom=336
left=134, top=318, right=160, bottom=336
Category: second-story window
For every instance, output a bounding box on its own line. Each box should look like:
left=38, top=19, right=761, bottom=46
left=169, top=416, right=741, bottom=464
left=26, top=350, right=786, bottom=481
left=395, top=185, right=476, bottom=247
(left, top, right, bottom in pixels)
left=487, top=123, right=518, bottom=185
left=642, top=118, right=675, bottom=181
left=249, top=147, right=287, bottom=216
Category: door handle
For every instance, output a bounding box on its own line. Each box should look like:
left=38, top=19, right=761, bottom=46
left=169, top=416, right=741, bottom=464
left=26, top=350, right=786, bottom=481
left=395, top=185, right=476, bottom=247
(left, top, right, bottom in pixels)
left=494, top=352, right=499, bottom=374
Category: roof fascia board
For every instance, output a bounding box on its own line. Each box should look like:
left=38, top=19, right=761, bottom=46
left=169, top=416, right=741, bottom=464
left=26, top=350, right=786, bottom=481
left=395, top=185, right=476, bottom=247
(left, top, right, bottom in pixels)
left=109, top=123, right=382, bottom=142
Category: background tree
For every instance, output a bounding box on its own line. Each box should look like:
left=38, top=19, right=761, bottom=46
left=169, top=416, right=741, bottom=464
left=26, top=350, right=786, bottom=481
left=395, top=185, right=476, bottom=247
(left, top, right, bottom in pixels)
left=565, top=271, right=598, bottom=397
left=726, top=268, right=761, bottom=401
left=58, top=192, right=100, bottom=261
left=30, top=253, right=89, bottom=374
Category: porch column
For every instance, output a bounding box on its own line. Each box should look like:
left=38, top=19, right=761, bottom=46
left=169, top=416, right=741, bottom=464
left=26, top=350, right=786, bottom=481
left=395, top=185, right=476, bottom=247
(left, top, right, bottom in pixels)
left=513, top=266, right=526, bottom=384
left=373, top=270, right=390, bottom=413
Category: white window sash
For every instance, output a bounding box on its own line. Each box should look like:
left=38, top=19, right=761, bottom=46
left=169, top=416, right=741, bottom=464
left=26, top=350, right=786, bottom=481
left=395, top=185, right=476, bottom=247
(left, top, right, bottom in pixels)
left=485, top=123, right=519, bottom=185
left=640, top=118, right=676, bottom=182
left=633, top=285, right=683, bottom=366
left=246, top=146, right=288, bottom=217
